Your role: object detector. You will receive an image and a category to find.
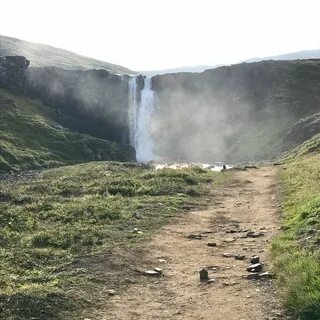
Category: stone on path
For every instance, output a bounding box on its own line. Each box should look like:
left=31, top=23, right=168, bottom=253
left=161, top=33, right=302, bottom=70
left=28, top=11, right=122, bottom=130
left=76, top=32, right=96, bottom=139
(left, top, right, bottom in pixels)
left=245, top=273, right=260, bottom=280
left=250, top=255, right=260, bottom=264
left=107, top=289, right=116, bottom=296
left=154, top=268, right=162, bottom=274
left=247, top=263, right=263, bottom=273
left=143, top=270, right=161, bottom=277
left=207, top=242, right=217, bottom=247
left=199, top=268, right=209, bottom=282
left=235, top=254, right=246, bottom=260
left=259, top=272, right=273, bottom=280
left=187, top=234, right=204, bottom=240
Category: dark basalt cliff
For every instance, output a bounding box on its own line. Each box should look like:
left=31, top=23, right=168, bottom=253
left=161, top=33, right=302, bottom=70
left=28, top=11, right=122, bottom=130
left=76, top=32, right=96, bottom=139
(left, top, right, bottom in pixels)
left=152, top=60, right=320, bottom=162
left=1, top=55, right=320, bottom=164
left=0, top=56, right=143, bottom=145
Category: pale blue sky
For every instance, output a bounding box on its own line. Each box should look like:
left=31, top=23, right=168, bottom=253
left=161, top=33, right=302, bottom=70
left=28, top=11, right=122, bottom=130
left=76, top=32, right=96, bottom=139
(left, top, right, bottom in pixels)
left=1, top=0, right=320, bottom=70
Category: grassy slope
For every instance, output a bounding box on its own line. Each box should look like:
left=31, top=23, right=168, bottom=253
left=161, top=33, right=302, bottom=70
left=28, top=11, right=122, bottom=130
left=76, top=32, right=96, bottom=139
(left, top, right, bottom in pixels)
left=0, top=35, right=134, bottom=75
left=0, top=161, right=227, bottom=319
left=271, top=136, right=320, bottom=319
left=0, top=89, right=132, bottom=172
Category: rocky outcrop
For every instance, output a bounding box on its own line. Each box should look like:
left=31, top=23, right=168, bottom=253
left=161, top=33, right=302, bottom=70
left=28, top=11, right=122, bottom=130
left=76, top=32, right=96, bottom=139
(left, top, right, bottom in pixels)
left=0, top=56, right=29, bottom=92
left=26, top=67, right=131, bottom=143
left=0, top=56, right=135, bottom=145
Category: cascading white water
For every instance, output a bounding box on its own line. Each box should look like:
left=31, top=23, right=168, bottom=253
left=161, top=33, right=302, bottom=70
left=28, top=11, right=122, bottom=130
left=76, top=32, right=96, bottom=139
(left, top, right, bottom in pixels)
left=128, top=76, right=155, bottom=162
left=128, top=77, right=138, bottom=147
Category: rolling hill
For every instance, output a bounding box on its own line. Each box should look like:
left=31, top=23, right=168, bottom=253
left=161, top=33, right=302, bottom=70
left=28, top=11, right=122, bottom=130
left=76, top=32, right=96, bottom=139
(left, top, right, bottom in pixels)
left=0, top=35, right=134, bottom=74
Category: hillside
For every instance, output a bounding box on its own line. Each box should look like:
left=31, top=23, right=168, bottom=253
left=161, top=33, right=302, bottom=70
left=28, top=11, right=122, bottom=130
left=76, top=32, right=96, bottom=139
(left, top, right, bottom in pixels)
left=246, top=49, right=320, bottom=63
left=0, top=35, right=134, bottom=74
left=152, top=59, right=320, bottom=162
left=0, top=88, right=134, bottom=172
left=271, top=137, right=320, bottom=319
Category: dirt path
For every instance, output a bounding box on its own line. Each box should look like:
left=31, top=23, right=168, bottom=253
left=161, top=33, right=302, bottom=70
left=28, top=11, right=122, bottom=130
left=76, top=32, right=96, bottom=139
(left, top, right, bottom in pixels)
left=103, top=167, right=286, bottom=320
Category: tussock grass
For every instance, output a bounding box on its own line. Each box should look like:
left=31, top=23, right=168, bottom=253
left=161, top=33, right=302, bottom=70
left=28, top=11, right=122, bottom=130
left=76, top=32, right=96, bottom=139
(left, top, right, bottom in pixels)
left=0, top=161, right=227, bottom=319
left=271, top=153, right=320, bottom=319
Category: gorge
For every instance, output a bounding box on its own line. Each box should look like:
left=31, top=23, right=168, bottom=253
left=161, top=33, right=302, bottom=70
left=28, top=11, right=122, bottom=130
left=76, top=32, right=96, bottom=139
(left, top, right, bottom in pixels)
left=1, top=51, right=320, bottom=169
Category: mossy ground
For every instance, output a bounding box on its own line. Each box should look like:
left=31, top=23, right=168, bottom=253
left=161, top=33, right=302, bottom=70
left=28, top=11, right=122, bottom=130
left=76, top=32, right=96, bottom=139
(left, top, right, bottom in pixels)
left=0, top=89, right=132, bottom=172
left=0, top=161, right=228, bottom=319
left=271, top=151, right=320, bottom=319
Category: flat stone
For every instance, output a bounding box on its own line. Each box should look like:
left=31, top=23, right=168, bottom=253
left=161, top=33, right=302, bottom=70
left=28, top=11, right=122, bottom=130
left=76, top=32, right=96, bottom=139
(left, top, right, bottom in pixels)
left=207, top=242, right=217, bottom=247
left=187, top=234, right=203, bottom=240
left=154, top=268, right=162, bottom=274
left=223, top=253, right=235, bottom=258
left=158, top=259, right=166, bottom=263
left=247, top=231, right=264, bottom=238
left=224, top=238, right=236, bottom=243
left=143, top=270, right=161, bottom=277
left=259, top=272, right=273, bottom=280
left=235, top=254, right=246, bottom=260
left=245, top=273, right=260, bottom=280
left=247, top=263, right=263, bottom=272
left=207, top=278, right=216, bottom=284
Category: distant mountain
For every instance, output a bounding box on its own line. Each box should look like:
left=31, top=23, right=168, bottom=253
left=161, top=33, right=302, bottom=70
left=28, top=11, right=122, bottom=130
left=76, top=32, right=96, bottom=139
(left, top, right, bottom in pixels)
left=141, top=65, right=218, bottom=76
left=245, top=50, right=320, bottom=63
left=0, top=35, right=134, bottom=74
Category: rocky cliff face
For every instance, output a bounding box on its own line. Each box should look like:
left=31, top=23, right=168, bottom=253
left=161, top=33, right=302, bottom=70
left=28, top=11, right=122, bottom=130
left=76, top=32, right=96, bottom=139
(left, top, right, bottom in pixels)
left=152, top=60, right=320, bottom=162
left=0, top=56, right=138, bottom=145
left=0, top=56, right=29, bottom=92
left=1, top=56, right=320, bottom=163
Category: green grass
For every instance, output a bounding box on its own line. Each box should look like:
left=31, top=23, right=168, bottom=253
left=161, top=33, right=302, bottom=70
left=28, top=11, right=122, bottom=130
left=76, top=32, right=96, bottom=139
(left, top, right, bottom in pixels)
left=0, top=89, right=133, bottom=172
left=271, top=151, right=320, bottom=319
left=0, top=161, right=228, bottom=319
left=281, top=133, right=320, bottom=161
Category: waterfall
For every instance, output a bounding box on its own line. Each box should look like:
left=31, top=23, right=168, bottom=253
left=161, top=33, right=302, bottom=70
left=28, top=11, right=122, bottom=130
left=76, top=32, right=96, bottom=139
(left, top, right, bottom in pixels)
left=128, top=76, right=155, bottom=163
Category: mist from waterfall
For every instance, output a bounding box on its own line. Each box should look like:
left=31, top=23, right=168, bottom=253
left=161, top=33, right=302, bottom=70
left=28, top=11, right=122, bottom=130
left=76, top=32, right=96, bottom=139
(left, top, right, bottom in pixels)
left=128, top=76, right=155, bottom=163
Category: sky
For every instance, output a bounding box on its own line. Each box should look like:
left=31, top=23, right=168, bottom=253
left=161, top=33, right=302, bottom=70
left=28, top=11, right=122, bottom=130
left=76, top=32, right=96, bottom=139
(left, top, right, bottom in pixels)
left=1, top=0, right=320, bottom=71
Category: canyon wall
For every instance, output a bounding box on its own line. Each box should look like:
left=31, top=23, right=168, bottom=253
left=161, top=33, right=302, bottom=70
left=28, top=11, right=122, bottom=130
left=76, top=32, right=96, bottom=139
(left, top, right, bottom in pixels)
left=152, top=60, right=320, bottom=162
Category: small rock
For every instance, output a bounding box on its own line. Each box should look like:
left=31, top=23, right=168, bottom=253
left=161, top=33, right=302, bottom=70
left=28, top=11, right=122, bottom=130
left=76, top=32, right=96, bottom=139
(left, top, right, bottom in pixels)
left=133, top=228, right=143, bottom=234
left=143, top=270, right=161, bottom=277
left=224, top=238, right=235, bottom=243
left=235, top=254, right=246, bottom=260
left=207, top=278, right=216, bottom=284
left=247, top=263, right=263, bottom=272
left=250, top=255, right=260, bottom=264
left=154, top=268, right=162, bottom=274
left=187, top=234, right=203, bottom=240
left=223, top=253, right=235, bottom=258
left=158, top=259, right=166, bottom=264
left=259, top=272, right=273, bottom=280
left=107, top=289, right=116, bottom=296
left=199, top=268, right=209, bottom=282
left=226, top=229, right=238, bottom=234
left=207, top=242, right=217, bottom=247
left=246, top=231, right=264, bottom=238
left=245, top=273, right=260, bottom=280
